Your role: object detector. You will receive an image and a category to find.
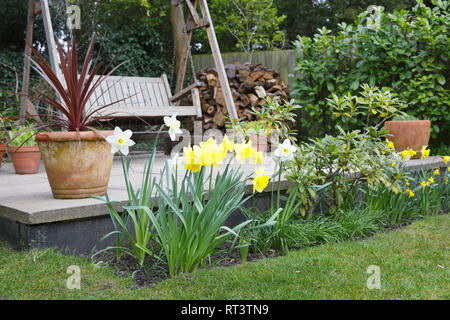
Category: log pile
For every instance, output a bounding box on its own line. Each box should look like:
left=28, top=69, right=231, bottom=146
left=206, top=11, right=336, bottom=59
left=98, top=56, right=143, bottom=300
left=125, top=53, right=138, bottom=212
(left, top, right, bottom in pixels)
left=191, top=62, right=291, bottom=130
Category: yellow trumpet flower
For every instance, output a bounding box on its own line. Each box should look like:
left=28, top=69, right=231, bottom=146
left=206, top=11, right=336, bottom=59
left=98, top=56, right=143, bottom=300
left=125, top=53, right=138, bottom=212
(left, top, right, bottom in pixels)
left=253, top=166, right=269, bottom=193
left=420, top=145, right=430, bottom=159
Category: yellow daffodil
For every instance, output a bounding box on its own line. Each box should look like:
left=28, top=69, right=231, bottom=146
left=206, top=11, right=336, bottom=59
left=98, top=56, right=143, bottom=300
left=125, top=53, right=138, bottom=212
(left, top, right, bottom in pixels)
left=234, top=141, right=256, bottom=164
left=401, top=150, right=410, bottom=159
left=405, top=181, right=410, bottom=186
left=391, top=162, right=396, bottom=167
left=443, top=156, right=450, bottom=164
left=251, top=151, right=264, bottom=165
left=433, top=169, right=440, bottom=175
left=445, top=178, right=448, bottom=185
left=408, top=149, right=417, bottom=157
left=253, top=166, right=269, bottom=193
left=420, top=145, right=430, bottom=159
left=406, top=188, right=414, bottom=198
left=421, top=181, right=428, bottom=188
left=183, top=146, right=201, bottom=172
left=222, top=134, right=234, bottom=152
left=386, top=139, right=395, bottom=149
left=428, top=177, right=435, bottom=184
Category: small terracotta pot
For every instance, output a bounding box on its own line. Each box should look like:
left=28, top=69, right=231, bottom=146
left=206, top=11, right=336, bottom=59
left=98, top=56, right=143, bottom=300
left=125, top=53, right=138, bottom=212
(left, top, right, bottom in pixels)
left=384, top=120, right=431, bottom=159
left=36, top=130, right=114, bottom=199
left=0, top=144, right=6, bottom=167
left=249, top=134, right=268, bottom=153
left=7, top=145, right=41, bottom=174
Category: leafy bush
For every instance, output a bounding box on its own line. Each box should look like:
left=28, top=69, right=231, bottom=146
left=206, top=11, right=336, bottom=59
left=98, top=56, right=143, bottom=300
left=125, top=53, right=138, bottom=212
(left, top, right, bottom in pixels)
left=293, top=0, right=450, bottom=146
left=286, top=85, right=409, bottom=217
left=8, top=125, right=37, bottom=147
left=228, top=97, right=301, bottom=143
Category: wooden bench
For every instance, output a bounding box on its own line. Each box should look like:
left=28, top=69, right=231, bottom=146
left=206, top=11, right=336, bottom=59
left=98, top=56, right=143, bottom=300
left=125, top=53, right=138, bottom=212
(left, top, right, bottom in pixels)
left=87, top=73, right=202, bottom=154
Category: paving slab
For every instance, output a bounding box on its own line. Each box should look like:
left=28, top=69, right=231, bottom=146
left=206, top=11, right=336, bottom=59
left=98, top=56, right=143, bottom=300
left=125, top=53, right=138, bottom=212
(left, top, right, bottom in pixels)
left=0, top=153, right=285, bottom=225
left=0, top=154, right=446, bottom=225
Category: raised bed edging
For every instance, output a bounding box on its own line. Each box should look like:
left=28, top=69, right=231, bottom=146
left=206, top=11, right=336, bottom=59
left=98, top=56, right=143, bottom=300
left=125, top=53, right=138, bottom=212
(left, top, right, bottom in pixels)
left=0, top=156, right=447, bottom=254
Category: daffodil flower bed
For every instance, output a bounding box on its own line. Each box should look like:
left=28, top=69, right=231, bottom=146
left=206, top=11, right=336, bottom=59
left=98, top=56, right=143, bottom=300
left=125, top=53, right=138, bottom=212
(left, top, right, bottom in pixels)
left=94, top=115, right=280, bottom=276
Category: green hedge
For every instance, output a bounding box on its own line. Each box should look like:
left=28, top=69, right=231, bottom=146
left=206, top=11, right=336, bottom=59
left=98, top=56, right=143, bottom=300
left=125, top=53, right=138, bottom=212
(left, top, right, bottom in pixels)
left=293, top=0, right=449, bottom=146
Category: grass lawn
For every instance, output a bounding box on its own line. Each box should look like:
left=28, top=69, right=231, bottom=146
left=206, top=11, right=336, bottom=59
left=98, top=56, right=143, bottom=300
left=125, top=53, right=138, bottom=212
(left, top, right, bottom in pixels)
left=0, top=214, right=448, bottom=300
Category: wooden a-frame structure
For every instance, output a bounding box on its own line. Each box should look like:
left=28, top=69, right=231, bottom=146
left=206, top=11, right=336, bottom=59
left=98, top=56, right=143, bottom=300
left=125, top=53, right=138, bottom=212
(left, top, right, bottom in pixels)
left=19, top=0, right=238, bottom=124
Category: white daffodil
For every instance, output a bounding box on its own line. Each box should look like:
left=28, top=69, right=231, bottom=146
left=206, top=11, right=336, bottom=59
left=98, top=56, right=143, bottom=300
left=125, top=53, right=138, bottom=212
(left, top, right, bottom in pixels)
left=273, top=139, right=297, bottom=161
left=105, top=127, right=135, bottom=156
left=164, top=113, right=182, bottom=141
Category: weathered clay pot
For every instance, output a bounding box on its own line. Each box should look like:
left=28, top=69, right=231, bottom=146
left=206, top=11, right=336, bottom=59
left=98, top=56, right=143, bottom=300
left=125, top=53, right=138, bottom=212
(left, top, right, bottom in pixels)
left=249, top=134, right=268, bottom=153
left=8, top=145, right=41, bottom=174
left=36, top=130, right=114, bottom=199
left=384, top=120, right=431, bottom=159
left=0, top=144, right=5, bottom=167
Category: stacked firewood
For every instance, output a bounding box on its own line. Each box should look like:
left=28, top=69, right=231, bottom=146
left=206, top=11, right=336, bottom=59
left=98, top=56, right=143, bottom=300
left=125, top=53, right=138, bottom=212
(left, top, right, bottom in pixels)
left=192, top=62, right=290, bottom=130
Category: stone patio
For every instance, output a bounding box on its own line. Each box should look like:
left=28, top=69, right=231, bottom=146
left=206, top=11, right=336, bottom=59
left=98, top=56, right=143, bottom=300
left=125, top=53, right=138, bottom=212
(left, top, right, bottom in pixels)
left=0, top=154, right=446, bottom=253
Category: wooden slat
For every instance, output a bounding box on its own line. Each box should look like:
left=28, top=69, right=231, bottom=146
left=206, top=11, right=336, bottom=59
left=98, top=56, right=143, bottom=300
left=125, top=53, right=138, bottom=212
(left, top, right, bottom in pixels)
left=161, top=74, right=174, bottom=106
left=88, top=75, right=200, bottom=117
left=100, top=81, right=111, bottom=107
left=185, top=0, right=200, bottom=25
left=198, top=0, right=238, bottom=120
left=148, top=82, right=163, bottom=108
left=139, top=82, right=152, bottom=107
left=158, top=82, right=170, bottom=106
left=191, top=87, right=202, bottom=118
left=102, top=107, right=199, bottom=117
left=170, top=81, right=203, bottom=103
left=186, top=18, right=209, bottom=32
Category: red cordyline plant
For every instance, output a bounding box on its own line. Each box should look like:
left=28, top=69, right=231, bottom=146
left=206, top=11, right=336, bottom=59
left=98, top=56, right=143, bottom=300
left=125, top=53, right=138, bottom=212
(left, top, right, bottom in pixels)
left=26, top=35, right=124, bottom=131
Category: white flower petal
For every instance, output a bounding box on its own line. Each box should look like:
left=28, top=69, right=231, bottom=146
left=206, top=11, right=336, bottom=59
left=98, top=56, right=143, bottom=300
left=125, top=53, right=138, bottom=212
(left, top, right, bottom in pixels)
left=111, top=144, right=120, bottom=154
left=125, top=139, right=135, bottom=147
left=120, top=145, right=129, bottom=156
left=123, top=129, right=133, bottom=139
left=163, top=116, right=171, bottom=126
left=114, top=127, right=122, bottom=136
left=168, top=130, right=177, bottom=141
left=105, top=135, right=115, bottom=144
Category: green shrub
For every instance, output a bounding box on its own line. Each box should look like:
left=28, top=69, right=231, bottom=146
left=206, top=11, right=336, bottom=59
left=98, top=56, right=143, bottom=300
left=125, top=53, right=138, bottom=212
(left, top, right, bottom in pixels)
left=286, top=85, right=409, bottom=217
left=8, top=125, right=36, bottom=146
left=293, top=0, right=450, bottom=146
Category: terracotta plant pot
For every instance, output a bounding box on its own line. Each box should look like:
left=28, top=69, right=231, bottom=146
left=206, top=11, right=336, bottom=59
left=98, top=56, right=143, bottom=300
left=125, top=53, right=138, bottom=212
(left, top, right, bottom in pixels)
left=384, top=120, right=431, bottom=159
left=0, top=144, right=6, bottom=167
left=36, top=130, right=114, bottom=199
left=7, top=145, right=41, bottom=174
left=249, top=134, right=268, bottom=153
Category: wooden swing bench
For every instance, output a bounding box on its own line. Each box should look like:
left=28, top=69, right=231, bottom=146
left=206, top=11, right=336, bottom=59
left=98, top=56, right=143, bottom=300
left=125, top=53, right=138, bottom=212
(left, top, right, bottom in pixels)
left=88, top=73, right=203, bottom=154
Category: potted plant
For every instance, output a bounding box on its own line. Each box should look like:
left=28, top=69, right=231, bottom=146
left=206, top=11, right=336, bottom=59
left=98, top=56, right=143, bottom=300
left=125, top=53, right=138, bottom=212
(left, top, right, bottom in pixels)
left=384, top=114, right=431, bottom=159
left=0, top=106, right=15, bottom=167
left=26, top=36, right=122, bottom=198
left=8, top=125, right=41, bottom=174
left=0, top=121, right=6, bottom=167
left=246, top=121, right=269, bottom=153
left=228, top=97, right=300, bottom=153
